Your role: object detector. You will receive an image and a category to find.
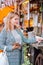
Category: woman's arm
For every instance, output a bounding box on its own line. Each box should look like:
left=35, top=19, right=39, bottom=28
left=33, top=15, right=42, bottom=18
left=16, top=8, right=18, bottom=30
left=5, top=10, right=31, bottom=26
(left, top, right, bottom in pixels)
left=19, top=30, right=36, bottom=44
left=22, top=36, right=36, bottom=44
left=0, top=28, right=13, bottom=52
left=6, top=31, right=21, bottom=51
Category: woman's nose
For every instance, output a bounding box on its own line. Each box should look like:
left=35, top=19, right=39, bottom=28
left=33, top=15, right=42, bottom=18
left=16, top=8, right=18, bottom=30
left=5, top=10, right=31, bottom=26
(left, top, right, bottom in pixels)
left=16, top=22, right=18, bottom=24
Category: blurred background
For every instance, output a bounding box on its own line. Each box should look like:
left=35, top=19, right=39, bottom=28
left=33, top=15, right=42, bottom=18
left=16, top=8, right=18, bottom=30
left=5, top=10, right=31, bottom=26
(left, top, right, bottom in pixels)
left=0, top=0, right=43, bottom=65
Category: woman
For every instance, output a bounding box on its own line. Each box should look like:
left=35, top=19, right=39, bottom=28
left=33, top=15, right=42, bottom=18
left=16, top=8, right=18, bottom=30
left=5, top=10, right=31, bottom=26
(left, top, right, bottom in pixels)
left=0, top=14, right=22, bottom=65
left=5, top=12, right=36, bottom=65
left=0, top=19, right=18, bottom=53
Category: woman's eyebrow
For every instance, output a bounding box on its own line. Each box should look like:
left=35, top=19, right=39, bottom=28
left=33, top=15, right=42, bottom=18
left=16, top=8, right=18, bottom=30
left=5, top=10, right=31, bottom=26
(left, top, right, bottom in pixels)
left=15, top=18, right=19, bottom=19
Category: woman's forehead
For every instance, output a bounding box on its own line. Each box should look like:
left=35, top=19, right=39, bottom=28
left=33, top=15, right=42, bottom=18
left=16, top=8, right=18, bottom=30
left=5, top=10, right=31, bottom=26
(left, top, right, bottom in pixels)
left=12, top=15, right=19, bottom=19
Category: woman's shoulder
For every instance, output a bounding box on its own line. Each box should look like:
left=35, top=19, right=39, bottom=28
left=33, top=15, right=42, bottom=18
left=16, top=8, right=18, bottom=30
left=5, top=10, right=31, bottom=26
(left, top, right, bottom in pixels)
left=16, top=29, right=24, bottom=37
left=1, top=27, right=7, bottom=36
left=16, top=29, right=22, bottom=33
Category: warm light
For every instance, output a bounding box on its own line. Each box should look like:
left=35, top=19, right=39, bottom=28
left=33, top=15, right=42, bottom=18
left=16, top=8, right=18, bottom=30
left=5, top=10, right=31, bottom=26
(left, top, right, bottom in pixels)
left=30, top=18, right=34, bottom=27
left=14, top=3, right=17, bottom=9
left=23, top=20, right=29, bottom=29
left=0, top=6, right=14, bottom=20
left=23, top=0, right=29, bottom=5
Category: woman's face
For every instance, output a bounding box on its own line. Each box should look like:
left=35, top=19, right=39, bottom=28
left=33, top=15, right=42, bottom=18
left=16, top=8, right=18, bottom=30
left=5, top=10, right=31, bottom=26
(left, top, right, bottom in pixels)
left=11, top=15, right=19, bottom=26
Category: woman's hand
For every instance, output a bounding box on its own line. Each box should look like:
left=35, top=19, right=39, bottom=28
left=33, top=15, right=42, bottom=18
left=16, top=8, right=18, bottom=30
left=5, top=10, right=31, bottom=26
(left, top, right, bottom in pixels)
left=12, top=43, right=21, bottom=50
left=36, top=36, right=43, bottom=43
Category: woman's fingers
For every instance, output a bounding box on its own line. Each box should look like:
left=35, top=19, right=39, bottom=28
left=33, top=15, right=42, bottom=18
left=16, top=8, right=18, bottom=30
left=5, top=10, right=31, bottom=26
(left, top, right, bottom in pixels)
left=13, top=43, right=21, bottom=47
left=12, top=43, right=21, bottom=49
left=15, top=45, right=20, bottom=48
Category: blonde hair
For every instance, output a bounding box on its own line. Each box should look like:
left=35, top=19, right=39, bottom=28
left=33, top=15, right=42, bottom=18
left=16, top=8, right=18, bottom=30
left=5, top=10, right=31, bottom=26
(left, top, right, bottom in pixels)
left=7, top=12, right=19, bottom=21
left=5, top=12, right=19, bottom=31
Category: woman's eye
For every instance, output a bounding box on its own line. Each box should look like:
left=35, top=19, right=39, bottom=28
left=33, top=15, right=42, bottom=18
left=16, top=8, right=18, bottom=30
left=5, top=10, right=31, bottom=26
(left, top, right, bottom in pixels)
left=15, top=18, right=19, bottom=20
left=15, top=19, right=17, bottom=20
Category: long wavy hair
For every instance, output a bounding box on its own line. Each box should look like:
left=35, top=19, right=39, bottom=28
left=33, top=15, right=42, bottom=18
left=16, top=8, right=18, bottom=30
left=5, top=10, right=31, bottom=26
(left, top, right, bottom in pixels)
left=4, top=12, right=19, bottom=31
